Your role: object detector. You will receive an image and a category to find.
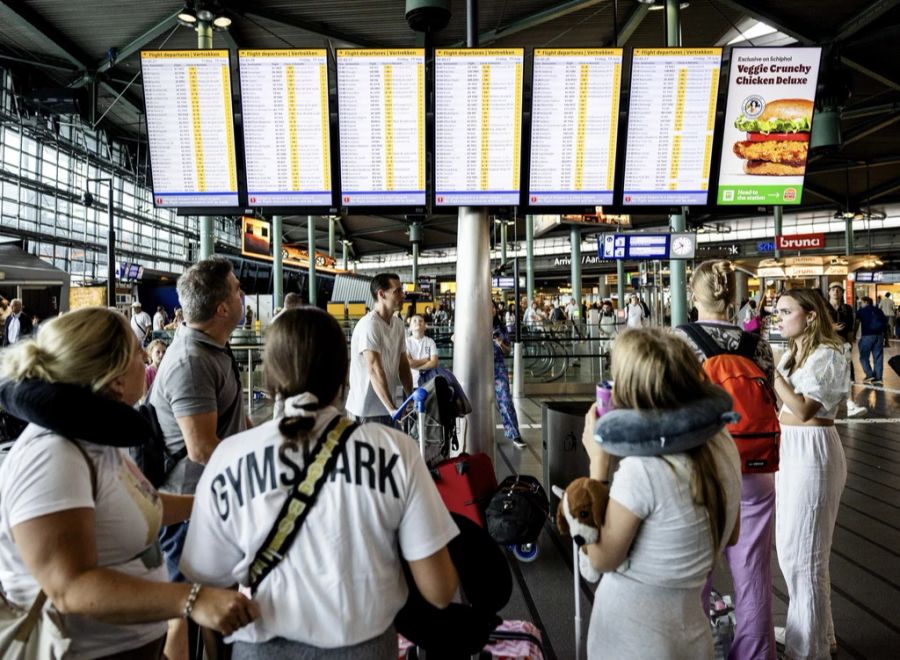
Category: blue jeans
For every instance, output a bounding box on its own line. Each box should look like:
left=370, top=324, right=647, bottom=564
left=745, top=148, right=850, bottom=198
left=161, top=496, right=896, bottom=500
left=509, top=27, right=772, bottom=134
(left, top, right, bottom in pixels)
left=858, top=334, right=883, bottom=380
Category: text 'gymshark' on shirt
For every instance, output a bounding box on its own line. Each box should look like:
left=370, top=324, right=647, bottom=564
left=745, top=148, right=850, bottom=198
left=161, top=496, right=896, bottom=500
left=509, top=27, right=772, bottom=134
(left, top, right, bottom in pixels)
left=209, top=439, right=401, bottom=521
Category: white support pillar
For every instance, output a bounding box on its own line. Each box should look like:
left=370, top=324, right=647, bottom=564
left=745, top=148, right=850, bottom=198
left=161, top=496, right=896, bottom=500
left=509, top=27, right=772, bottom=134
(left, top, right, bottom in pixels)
left=453, top=208, right=493, bottom=457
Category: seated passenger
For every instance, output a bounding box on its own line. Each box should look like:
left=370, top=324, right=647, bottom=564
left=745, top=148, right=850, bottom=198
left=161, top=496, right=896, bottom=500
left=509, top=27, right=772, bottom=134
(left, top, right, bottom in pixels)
left=580, top=328, right=742, bottom=659
left=0, top=307, right=257, bottom=659
left=179, top=307, right=459, bottom=659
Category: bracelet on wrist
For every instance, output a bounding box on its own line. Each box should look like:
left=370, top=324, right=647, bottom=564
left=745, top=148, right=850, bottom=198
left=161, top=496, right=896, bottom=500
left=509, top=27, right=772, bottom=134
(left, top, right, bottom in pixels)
left=182, top=582, right=202, bottom=619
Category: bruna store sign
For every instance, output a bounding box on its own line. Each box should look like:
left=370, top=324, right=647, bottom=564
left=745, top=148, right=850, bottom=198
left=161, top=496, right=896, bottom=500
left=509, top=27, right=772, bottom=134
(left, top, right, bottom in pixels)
left=775, top=232, right=824, bottom=250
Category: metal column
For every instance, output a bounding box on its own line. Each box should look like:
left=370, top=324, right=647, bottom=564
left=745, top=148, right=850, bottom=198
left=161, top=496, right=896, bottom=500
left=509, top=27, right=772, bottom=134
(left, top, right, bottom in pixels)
left=410, top=221, right=422, bottom=287
left=106, top=182, right=115, bottom=307
left=845, top=217, right=854, bottom=256
left=570, top=226, right=582, bottom=320
left=453, top=0, right=493, bottom=456
left=666, top=0, right=687, bottom=327
left=617, top=259, right=626, bottom=309
left=342, top=239, right=349, bottom=271
left=307, top=216, right=317, bottom=306
left=454, top=208, right=493, bottom=456
left=526, top=214, right=535, bottom=304
left=272, top=215, right=283, bottom=309
left=500, top=219, right=508, bottom=265
left=328, top=217, right=336, bottom=258
left=774, top=206, right=784, bottom=260
left=197, top=19, right=214, bottom=260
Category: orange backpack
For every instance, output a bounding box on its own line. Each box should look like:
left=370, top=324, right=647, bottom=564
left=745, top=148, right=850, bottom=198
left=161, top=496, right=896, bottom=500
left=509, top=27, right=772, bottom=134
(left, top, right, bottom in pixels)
left=680, top=324, right=780, bottom=473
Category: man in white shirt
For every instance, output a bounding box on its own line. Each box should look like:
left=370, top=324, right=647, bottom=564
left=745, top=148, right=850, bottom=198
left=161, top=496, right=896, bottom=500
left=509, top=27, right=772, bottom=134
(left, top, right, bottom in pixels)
left=129, top=302, right=151, bottom=345
left=346, top=273, right=413, bottom=425
left=523, top=302, right=539, bottom=327
left=152, top=305, right=168, bottom=332
left=2, top=299, right=33, bottom=346
left=406, top=315, right=439, bottom=386
left=879, top=292, right=896, bottom=344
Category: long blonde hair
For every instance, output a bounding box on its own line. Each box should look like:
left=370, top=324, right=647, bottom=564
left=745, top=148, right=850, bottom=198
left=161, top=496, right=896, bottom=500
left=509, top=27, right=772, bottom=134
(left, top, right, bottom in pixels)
left=611, top=328, right=729, bottom=552
left=1, top=307, right=136, bottom=394
left=778, top=288, right=843, bottom=375
left=690, top=259, right=735, bottom=316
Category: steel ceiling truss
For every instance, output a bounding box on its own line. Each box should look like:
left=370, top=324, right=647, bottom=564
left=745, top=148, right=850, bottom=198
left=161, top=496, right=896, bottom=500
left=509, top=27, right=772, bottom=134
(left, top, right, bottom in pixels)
left=714, top=0, right=900, bottom=93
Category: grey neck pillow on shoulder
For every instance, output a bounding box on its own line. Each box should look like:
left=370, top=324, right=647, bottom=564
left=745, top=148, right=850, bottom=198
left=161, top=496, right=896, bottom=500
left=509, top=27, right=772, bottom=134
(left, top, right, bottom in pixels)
left=594, top=387, right=737, bottom=457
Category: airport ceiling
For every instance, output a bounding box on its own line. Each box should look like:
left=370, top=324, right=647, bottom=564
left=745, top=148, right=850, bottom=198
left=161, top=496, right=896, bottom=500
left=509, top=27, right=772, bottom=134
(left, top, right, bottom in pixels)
left=0, top=0, right=899, bottom=259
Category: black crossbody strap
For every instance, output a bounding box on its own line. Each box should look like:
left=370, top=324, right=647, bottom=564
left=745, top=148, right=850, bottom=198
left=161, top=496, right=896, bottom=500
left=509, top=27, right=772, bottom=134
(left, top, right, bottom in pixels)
left=248, top=415, right=358, bottom=593
left=735, top=330, right=760, bottom=360
left=678, top=323, right=724, bottom=359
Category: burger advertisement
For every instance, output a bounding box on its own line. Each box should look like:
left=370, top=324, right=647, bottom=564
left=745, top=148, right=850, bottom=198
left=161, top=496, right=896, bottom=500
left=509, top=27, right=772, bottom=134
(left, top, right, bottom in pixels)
left=717, top=47, right=822, bottom=206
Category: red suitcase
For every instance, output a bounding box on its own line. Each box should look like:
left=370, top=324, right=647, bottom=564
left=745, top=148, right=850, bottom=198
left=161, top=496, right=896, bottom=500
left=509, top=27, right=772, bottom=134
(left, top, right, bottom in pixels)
left=432, top=453, right=497, bottom=527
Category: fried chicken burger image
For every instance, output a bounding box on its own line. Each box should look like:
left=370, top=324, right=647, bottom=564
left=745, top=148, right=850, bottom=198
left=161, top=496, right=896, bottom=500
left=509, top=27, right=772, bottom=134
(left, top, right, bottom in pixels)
left=732, top=98, right=812, bottom=175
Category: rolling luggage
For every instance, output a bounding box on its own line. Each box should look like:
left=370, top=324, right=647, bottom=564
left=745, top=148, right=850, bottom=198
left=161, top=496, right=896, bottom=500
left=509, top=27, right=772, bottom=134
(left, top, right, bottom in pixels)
left=432, top=453, right=497, bottom=527
left=480, top=620, right=545, bottom=659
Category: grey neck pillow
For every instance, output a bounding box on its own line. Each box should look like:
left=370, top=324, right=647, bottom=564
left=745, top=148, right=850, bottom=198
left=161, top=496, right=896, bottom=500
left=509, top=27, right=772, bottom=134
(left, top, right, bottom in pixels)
left=594, top=388, right=737, bottom=457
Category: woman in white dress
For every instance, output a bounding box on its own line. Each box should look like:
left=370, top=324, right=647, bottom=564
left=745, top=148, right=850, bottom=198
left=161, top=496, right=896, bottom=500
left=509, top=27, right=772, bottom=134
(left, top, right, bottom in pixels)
left=580, top=328, right=742, bottom=659
left=772, top=288, right=849, bottom=659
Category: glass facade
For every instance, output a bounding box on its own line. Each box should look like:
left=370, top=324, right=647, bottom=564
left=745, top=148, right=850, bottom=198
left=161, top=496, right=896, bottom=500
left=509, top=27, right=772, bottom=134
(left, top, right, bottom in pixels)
left=0, top=69, right=239, bottom=284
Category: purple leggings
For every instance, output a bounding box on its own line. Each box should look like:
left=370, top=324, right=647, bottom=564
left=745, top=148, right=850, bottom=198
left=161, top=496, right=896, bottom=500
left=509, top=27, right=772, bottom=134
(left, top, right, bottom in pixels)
left=705, top=472, right=776, bottom=660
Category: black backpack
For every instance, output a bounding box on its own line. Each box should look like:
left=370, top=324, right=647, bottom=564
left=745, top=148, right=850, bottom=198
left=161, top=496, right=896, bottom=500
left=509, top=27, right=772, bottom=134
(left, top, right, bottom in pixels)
left=485, top=475, right=549, bottom=545
left=129, top=402, right=187, bottom=488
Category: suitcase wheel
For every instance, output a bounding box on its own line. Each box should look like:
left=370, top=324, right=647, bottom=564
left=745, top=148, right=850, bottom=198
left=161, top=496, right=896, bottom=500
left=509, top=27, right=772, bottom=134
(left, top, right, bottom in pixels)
left=510, top=542, right=540, bottom=562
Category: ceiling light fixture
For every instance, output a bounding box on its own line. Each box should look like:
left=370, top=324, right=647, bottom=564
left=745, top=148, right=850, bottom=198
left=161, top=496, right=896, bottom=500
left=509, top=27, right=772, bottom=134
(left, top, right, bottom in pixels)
left=645, top=1, right=691, bottom=10
left=177, top=3, right=198, bottom=26
left=177, top=1, right=231, bottom=31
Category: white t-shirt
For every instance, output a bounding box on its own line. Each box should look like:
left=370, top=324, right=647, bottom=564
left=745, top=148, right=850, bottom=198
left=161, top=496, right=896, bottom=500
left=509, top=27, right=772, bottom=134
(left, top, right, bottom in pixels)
left=626, top=303, right=644, bottom=329
left=346, top=311, right=408, bottom=417
left=879, top=297, right=895, bottom=317
left=130, top=311, right=151, bottom=342
left=180, top=410, right=459, bottom=648
left=152, top=311, right=166, bottom=331
left=609, top=431, right=741, bottom=589
left=0, top=426, right=167, bottom=658
left=406, top=334, right=438, bottom=386
left=778, top=344, right=849, bottom=420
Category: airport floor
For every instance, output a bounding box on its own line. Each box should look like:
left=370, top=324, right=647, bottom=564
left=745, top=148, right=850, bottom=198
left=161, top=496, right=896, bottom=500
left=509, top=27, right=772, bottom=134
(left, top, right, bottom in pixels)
left=248, top=342, right=900, bottom=659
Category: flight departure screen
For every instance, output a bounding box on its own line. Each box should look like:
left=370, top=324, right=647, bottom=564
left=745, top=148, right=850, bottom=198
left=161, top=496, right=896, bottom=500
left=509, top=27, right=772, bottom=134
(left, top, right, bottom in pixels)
left=528, top=48, right=623, bottom=206
left=435, top=49, right=524, bottom=206
left=141, top=50, right=238, bottom=208
left=622, top=48, right=722, bottom=206
left=238, top=49, right=332, bottom=207
left=337, top=49, right=426, bottom=206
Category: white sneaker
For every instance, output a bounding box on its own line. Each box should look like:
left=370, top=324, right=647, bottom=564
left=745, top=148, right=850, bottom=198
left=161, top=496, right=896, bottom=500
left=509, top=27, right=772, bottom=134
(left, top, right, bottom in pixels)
left=847, top=401, right=868, bottom=418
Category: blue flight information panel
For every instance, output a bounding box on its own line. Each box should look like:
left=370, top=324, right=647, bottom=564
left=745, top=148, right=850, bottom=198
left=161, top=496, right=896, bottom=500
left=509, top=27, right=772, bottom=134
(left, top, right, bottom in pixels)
left=600, top=233, right=670, bottom=259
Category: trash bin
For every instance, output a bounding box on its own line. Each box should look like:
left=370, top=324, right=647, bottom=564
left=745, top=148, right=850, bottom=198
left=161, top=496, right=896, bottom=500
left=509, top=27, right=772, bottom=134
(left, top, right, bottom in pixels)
left=542, top=400, right=592, bottom=514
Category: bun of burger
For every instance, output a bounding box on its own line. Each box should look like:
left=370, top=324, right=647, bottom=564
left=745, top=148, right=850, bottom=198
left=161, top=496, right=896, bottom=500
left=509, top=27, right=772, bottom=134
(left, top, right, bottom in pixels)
left=733, top=98, right=812, bottom=176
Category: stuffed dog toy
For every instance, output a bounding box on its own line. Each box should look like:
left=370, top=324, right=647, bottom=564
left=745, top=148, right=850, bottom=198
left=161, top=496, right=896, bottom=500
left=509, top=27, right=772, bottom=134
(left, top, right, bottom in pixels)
left=556, top=477, right=609, bottom=583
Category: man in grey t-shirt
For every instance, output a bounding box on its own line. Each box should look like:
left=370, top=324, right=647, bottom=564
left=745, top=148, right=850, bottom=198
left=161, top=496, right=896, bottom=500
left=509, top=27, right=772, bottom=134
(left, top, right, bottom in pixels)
left=149, top=256, right=247, bottom=658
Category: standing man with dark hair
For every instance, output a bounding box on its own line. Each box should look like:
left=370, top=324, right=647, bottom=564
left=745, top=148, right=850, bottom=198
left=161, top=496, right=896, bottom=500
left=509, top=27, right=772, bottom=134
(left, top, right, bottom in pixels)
left=149, top=256, right=249, bottom=659
left=346, top=273, right=413, bottom=424
left=856, top=296, right=887, bottom=386
left=2, top=299, right=32, bottom=346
